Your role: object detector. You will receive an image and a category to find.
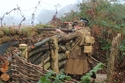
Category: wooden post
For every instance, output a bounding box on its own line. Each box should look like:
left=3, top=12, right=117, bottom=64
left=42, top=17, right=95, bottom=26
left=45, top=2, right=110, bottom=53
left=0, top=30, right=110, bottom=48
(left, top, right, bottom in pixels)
left=50, top=36, right=59, bottom=73
left=19, top=44, right=28, bottom=60
left=107, top=33, right=121, bottom=83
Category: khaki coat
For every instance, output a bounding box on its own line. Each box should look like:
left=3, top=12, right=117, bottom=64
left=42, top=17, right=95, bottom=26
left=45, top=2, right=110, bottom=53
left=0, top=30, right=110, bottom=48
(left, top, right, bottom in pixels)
left=59, top=27, right=91, bottom=75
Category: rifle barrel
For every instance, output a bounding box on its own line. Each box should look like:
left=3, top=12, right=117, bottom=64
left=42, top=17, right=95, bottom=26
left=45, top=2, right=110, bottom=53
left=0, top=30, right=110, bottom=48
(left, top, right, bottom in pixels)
left=37, top=28, right=74, bottom=32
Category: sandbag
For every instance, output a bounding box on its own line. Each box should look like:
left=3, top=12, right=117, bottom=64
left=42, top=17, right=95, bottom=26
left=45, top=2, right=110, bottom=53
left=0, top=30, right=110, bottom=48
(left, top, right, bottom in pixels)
left=0, top=30, right=4, bottom=37
left=17, top=30, right=23, bottom=35
left=13, top=35, right=20, bottom=40
left=0, top=28, right=9, bottom=35
left=30, top=31, right=38, bottom=36
left=9, top=28, right=17, bottom=35
left=22, top=31, right=28, bottom=37
left=1, top=36, right=11, bottom=43
left=0, top=38, right=2, bottom=44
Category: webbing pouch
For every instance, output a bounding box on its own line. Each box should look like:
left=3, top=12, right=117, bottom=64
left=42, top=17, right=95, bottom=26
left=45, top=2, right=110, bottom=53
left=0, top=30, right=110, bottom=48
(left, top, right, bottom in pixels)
left=84, top=45, right=92, bottom=53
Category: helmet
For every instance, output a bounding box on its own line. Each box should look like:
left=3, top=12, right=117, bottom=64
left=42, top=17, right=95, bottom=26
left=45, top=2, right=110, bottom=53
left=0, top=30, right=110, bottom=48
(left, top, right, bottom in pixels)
left=72, top=20, right=85, bottom=27
left=72, top=21, right=78, bottom=27
left=80, top=18, right=89, bottom=26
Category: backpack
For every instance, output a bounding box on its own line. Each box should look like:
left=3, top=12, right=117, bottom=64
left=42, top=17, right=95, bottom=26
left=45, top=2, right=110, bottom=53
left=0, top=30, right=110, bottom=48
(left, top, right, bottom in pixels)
left=79, top=29, right=95, bottom=53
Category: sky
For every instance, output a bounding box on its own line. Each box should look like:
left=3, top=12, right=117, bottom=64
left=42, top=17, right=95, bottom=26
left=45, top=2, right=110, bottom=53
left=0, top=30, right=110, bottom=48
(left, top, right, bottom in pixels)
left=0, top=0, right=82, bottom=25
left=0, top=0, right=80, bottom=14
left=0, top=0, right=125, bottom=25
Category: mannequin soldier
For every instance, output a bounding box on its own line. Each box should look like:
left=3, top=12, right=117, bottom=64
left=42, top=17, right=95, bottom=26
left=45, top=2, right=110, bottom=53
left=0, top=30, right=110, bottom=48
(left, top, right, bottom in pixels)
left=56, top=19, right=95, bottom=80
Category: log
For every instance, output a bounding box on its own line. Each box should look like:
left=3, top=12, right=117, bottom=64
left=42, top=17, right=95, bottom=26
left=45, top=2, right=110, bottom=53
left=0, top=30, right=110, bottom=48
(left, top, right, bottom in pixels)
left=107, top=33, right=121, bottom=83
left=28, top=52, right=43, bottom=63
left=38, top=51, right=51, bottom=67
left=58, top=45, right=67, bottom=53
left=0, top=66, right=9, bottom=73
left=1, top=73, right=10, bottom=81
left=28, top=45, right=49, bottom=57
left=33, top=54, right=43, bottom=65
left=59, top=60, right=67, bottom=70
left=29, top=44, right=66, bottom=57
left=31, top=37, right=50, bottom=50
left=58, top=53, right=67, bottom=61
left=50, top=36, right=59, bottom=73
left=44, top=62, right=51, bottom=70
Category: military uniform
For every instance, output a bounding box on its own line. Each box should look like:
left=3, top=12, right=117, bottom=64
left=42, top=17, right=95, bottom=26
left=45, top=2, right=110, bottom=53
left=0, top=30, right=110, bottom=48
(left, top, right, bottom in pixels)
left=58, top=27, right=91, bottom=75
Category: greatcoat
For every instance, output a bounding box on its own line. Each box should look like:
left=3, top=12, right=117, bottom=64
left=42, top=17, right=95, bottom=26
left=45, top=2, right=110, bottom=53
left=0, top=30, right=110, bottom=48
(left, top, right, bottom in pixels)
left=58, top=27, right=91, bottom=75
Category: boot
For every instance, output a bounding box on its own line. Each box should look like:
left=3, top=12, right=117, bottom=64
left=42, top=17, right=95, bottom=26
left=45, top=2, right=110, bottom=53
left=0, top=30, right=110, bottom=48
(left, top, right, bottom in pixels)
left=91, top=72, right=96, bottom=79
left=76, top=75, right=82, bottom=81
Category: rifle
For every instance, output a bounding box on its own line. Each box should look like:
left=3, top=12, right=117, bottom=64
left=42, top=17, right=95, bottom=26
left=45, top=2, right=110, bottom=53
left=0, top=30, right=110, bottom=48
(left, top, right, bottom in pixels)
left=37, top=28, right=74, bottom=33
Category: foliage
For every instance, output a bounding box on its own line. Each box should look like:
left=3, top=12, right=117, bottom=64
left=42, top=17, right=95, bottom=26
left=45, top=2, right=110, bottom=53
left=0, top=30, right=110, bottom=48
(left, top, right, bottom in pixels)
left=99, top=37, right=111, bottom=51
left=79, top=63, right=104, bottom=83
left=60, top=0, right=125, bottom=33
left=118, top=39, right=125, bottom=64
left=38, top=63, right=104, bottom=83
left=37, top=70, right=71, bottom=83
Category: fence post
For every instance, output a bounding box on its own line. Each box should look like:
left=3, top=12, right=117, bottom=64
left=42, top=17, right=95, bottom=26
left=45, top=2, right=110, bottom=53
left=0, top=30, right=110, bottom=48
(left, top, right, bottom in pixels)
left=50, top=36, right=59, bottom=73
left=107, top=33, right=121, bottom=83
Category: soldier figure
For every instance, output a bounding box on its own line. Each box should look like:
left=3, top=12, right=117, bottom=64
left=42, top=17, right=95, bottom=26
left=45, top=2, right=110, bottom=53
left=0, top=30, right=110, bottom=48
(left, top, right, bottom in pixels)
left=56, top=18, right=95, bottom=80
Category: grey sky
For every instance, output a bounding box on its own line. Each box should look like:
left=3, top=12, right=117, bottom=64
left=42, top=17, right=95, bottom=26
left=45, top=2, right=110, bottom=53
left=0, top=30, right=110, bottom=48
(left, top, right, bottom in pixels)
left=0, top=0, right=80, bottom=14
left=0, top=0, right=82, bottom=25
left=1, top=0, right=125, bottom=25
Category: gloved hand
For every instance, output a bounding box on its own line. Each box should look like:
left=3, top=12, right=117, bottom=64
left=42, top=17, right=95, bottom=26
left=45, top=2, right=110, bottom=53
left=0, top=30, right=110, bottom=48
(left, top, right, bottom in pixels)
left=55, top=29, right=62, bottom=33
left=65, top=51, right=70, bottom=58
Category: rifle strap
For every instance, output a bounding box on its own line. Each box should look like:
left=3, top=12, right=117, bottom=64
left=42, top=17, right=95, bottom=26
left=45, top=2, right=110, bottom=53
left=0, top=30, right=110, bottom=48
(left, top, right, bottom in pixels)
left=69, top=29, right=90, bottom=53
left=69, top=38, right=82, bottom=53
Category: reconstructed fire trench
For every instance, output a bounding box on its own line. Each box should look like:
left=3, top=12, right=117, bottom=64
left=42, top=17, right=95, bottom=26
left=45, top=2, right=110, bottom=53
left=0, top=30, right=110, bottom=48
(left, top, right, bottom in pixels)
left=0, top=28, right=77, bottom=83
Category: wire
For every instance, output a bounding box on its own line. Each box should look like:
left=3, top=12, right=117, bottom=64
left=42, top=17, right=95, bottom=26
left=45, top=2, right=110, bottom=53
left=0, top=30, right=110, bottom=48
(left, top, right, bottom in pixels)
left=39, top=5, right=52, bottom=14
left=0, top=0, right=64, bottom=27
left=40, top=1, right=54, bottom=6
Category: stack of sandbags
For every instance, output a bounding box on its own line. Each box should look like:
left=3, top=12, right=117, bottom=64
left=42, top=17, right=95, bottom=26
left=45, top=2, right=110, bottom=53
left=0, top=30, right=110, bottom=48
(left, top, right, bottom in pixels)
left=0, top=28, right=9, bottom=35
left=0, top=29, right=11, bottom=44
left=0, top=28, right=18, bottom=44
left=0, top=27, right=40, bottom=45
left=0, top=28, right=15, bottom=44
left=9, top=28, right=20, bottom=40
